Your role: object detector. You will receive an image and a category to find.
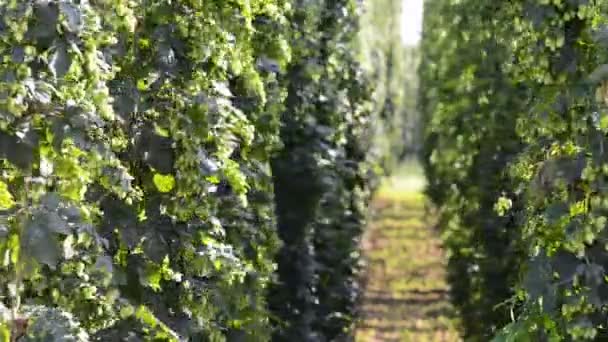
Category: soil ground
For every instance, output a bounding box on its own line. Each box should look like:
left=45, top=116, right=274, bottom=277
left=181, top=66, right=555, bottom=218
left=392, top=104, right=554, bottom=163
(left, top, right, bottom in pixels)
left=355, top=163, right=461, bottom=342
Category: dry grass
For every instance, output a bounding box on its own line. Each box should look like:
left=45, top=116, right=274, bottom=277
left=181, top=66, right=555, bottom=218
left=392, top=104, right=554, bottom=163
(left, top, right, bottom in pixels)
left=356, top=164, right=461, bottom=342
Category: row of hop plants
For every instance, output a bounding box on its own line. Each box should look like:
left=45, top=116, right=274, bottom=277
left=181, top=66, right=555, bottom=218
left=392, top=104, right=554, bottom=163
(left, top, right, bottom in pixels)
left=420, top=0, right=608, bottom=340
left=0, top=0, right=411, bottom=341
left=268, top=0, right=375, bottom=340
left=270, top=0, right=414, bottom=339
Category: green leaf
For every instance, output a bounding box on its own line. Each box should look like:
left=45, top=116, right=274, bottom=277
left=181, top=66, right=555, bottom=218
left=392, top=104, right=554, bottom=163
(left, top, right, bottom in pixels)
left=600, top=114, right=608, bottom=132
left=142, top=264, right=162, bottom=291
left=494, top=196, right=512, bottom=216
left=0, top=181, right=14, bottom=210
left=49, top=41, right=72, bottom=78
left=59, top=2, right=83, bottom=32
left=134, top=305, right=180, bottom=341
left=154, top=124, right=170, bottom=138
left=492, top=321, right=533, bottom=342
left=119, top=305, right=135, bottom=319
left=0, top=324, right=9, bottom=342
left=22, top=213, right=65, bottom=269
left=153, top=174, right=175, bottom=193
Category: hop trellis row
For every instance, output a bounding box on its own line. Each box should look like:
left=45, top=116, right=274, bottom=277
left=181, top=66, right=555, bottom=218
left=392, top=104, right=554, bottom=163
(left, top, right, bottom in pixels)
left=0, top=0, right=409, bottom=341
left=421, top=0, right=608, bottom=340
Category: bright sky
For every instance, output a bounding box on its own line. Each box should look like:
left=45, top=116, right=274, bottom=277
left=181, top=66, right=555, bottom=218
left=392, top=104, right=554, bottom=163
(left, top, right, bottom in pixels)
left=401, top=0, right=423, bottom=46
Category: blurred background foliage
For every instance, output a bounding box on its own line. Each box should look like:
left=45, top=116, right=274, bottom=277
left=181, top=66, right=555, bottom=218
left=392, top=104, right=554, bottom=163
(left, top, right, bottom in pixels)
left=359, top=0, right=420, bottom=172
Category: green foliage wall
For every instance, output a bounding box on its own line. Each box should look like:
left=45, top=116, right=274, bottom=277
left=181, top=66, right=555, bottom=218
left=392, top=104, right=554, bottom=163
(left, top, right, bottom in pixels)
left=419, top=1, right=526, bottom=338
left=0, top=0, right=290, bottom=340
left=0, top=0, right=402, bottom=341
left=267, top=0, right=416, bottom=339
left=268, top=0, right=375, bottom=340
left=421, top=0, right=608, bottom=340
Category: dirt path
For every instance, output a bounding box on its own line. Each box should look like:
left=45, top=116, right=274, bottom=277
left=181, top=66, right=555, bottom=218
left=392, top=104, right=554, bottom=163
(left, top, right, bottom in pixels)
left=356, top=168, right=461, bottom=342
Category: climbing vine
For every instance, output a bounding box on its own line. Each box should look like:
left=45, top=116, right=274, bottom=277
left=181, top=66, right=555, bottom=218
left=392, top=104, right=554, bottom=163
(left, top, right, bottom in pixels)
left=0, top=0, right=291, bottom=340
left=0, top=0, right=407, bottom=340
left=268, top=0, right=413, bottom=339
left=268, top=0, right=375, bottom=339
left=421, top=0, right=608, bottom=340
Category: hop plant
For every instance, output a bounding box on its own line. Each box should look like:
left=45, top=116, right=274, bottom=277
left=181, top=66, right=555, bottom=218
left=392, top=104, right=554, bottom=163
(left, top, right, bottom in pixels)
left=0, top=305, right=89, bottom=342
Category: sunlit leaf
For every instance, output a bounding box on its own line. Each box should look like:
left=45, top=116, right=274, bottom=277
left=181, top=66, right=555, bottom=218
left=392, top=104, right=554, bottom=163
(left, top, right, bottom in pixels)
left=152, top=174, right=175, bottom=193
left=0, top=181, right=14, bottom=210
